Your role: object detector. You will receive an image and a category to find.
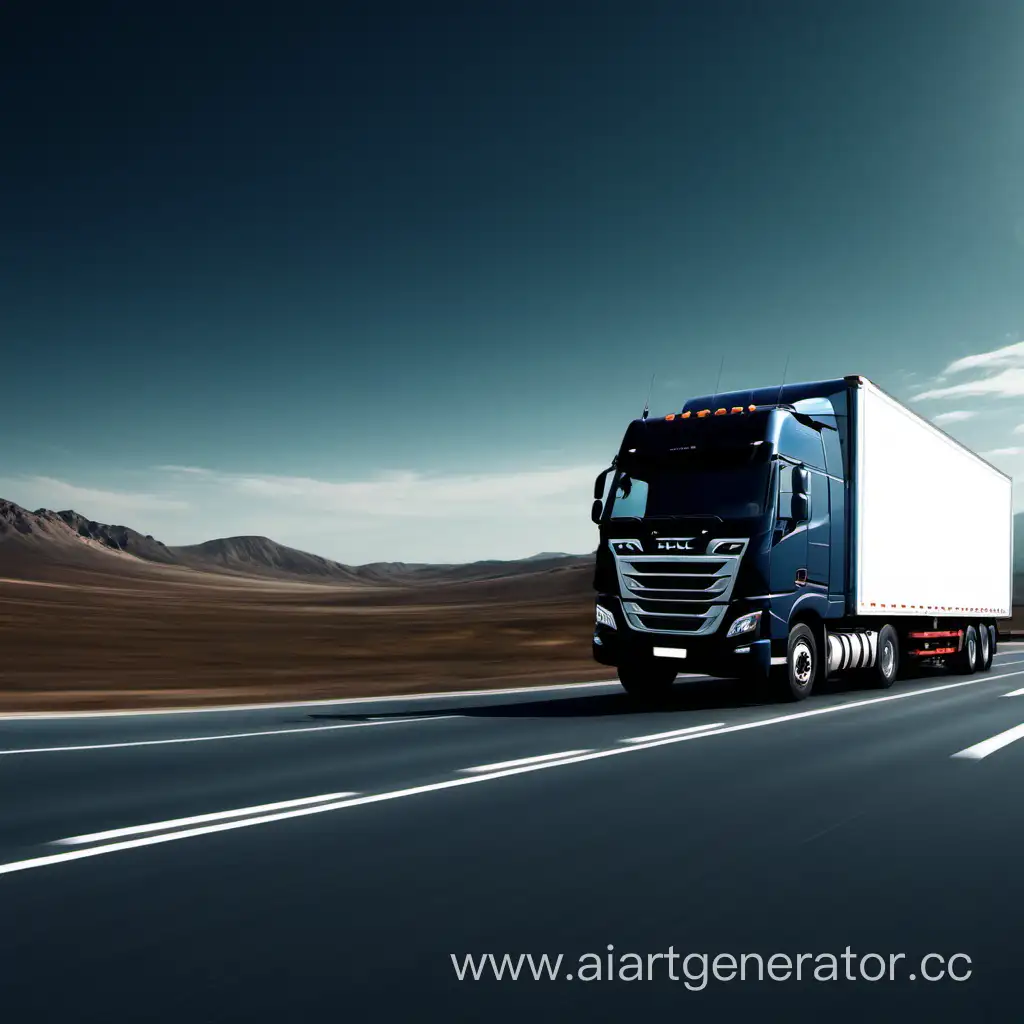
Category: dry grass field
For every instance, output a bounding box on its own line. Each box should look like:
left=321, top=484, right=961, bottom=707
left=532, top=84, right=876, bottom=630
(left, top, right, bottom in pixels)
left=0, top=556, right=602, bottom=712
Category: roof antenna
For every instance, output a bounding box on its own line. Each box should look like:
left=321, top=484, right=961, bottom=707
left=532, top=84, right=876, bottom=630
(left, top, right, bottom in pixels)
left=710, top=354, right=725, bottom=410
left=775, top=353, right=791, bottom=407
left=641, top=370, right=657, bottom=420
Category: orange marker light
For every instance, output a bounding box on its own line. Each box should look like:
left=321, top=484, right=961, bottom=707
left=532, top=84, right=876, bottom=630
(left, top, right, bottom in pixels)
left=748, top=404, right=756, bottom=411
left=714, top=408, right=727, bottom=416
left=680, top=411, right=691, bottom=419
left=730, top=406, right=743, bottom=414
left=665, top=414, right=675, bottom=421
left=696, top=409, right=710, bottom=418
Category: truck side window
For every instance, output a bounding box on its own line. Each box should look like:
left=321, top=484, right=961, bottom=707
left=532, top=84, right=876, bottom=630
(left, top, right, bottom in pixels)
left=778, top=418, right=825, bottom=470
left=821, top=426, right=843, bottom=477
left=610, top=474, right=648, bottom=518
left=777, top=463, right=793, bottom=518
left=777, top=462, right=812, bottom=517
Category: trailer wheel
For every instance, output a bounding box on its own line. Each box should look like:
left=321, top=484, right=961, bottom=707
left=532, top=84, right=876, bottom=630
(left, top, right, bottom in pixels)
left=618, top=661, right=678, bottom=702
left=989, top=624, right=998, bottom=662
left=977, top=622, right=993, bottom=672
left=952, top=625, right=979, bottom=675
left=869, top=624, right=899, bottom=688
left=773, top=623, right=817, bottom=702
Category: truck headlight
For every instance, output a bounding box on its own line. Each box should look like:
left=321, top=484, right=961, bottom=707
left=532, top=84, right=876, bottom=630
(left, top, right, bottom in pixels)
left=710, top=539, right=746, bottom=555
left=726, top=611, right=761, bottom=637
left=595, top=604, right=617, bottom=630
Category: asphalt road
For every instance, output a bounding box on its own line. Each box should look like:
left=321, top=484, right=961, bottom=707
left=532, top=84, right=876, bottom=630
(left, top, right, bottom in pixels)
left=4, top=647, right=1024, bottom=1022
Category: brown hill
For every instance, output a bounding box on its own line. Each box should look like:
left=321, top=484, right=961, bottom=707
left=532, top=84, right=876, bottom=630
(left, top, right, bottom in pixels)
left=0, top=501, right=152, bottom=572
left=1, top=501, right=79, bottom=547
left=348, top=554, right=591, bottom=585
left=0, top=501, right=218, bottom=584
left=0, top=498, right=591, bottom=587
left=53, top=509, right=181, bottom=564
left=169, top=537, right=591, bottom=585
left=170, top=536, right=362, bottom=581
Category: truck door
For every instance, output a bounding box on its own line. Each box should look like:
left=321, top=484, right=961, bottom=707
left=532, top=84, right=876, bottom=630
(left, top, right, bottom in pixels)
left=804, top=470, right=831, bottom=588
left=772, top=418, right=830, bottom=594
left=771, top=461, right=809, bottom=593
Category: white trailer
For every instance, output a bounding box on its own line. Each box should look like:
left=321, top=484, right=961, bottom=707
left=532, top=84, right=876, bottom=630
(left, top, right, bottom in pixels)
left=854, top=378, right=1013, bottom=620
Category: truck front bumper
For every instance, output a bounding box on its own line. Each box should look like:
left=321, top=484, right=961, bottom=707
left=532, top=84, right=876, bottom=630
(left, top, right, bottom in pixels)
left=593, top=626, right=771, bottom=679
left=592, top=599, right=771, bottom=679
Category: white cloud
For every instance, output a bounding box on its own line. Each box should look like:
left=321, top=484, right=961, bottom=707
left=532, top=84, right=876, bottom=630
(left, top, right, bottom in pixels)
left=944, top=339, right=1024, bottom=375
left=2, top=464, right=606, bottom=562
left=203, top=463, right=604, bottom=561
left=154, top=465, right=213, bottom=476
left=221, top=466, right=596, bottom=518
left=1014, top=424, right=1024, bottom=435
left=931, top=410, right=977, bottom=425
left=914, top=367, right=1024, bottom=401
left=912, top=339, right=1024, bottom=402
left=0, top=476, right=189, bottom=516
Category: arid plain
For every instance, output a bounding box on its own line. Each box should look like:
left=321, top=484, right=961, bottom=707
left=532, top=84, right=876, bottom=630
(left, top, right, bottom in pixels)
left=0, top=500, right=600, bottom=711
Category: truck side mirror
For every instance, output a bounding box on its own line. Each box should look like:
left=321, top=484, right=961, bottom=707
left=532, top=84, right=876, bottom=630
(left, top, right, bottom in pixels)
left=793, top=467, right=810, bottom=496
left=591, top=466, right=613, bottom=523
left=791, top=492, right=809, bottom=522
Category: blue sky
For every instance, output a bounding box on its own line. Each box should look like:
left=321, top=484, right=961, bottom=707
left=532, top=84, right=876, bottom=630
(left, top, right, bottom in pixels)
left=2, top=1, right=1024, bottom=562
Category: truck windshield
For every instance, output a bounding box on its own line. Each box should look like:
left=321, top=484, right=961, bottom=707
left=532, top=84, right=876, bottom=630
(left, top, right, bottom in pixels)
left=608, top=445, right=771, bottom=520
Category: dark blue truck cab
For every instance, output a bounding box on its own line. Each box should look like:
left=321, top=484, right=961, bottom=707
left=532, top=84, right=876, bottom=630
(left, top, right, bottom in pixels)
left=591, top=376, right=1006, bottom=700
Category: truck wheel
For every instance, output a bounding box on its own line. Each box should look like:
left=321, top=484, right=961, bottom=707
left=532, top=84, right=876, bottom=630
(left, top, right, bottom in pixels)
left=618, top=662, right=678, bottom=702
left=869, top=624, right=899, bottom=688
left=952, top=625, right=979, bottom=675
left=774, top=623, right=817, bottom=702
left=977, top=622, right=993, bottom=672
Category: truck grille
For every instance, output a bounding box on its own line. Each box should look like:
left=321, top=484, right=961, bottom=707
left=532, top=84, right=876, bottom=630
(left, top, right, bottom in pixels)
left=628, top=599, right=714, bottom=616
left=635, top=615, right=707, bottom=632
left=626, top=560, right=726, bottom=576
left=612, top=540, right=746, bottom=636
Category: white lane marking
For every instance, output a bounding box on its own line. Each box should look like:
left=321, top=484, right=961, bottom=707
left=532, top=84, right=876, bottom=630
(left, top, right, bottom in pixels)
left=623, top=722, right=726, bottom=743
left=3, top=667, right=1024, bottom=877
left=54, top=792, right=359, bottom=845
left=0, top=681, right=626, bottom=720
left=952, top=723, right=1024, bottom=760
left=0, top=715, right=462, bottom=756
left=459, top=751, right=592, bottom=773
left=1004, top=687, right=1024, bottom=697
left=993, top=658, right=1024, bottom=670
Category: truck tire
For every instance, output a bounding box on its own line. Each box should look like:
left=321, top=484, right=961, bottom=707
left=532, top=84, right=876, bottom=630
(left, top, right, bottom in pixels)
left=618, top=661, right=678, bottom=701
left=952, top=624, right=979, bottom=675
left=773, top=623, right=817, bottom=702
left=869, top=624, right=899, bottom=688
left=977, top=622, right=994, bottom=672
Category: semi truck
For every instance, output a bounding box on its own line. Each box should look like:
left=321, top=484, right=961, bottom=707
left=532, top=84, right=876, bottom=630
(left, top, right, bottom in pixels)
left=591, top=375, right=1013, bottom=701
